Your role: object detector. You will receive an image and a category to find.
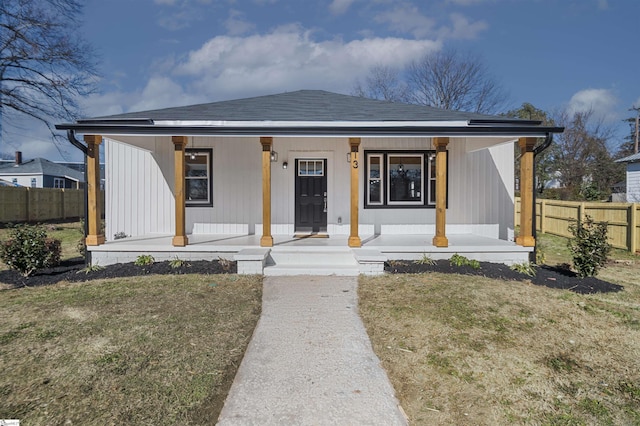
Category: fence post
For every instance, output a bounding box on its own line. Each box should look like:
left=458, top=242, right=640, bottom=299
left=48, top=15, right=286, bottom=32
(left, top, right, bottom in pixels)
left=631, top=203, right=638, bottom=254
left=579, top=202, right=586, bottom=222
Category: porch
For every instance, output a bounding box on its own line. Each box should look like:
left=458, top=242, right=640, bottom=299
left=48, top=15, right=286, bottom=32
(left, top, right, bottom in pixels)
left=88, top=233, right=532, bottom=276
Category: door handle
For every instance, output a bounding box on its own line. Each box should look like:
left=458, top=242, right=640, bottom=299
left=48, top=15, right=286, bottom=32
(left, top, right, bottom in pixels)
left=323, top=191, right=327, bottom=213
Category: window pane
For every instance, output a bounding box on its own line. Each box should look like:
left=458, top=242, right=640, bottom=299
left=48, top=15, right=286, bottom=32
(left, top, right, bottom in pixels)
left=299, top=161, right=308, bottom=175
left=388, top=155, right=422, bottom=203
left=368, top=156, right=382, bottom=204
left=186, top=179, right=209, bottom=201
left=186, top=155, right=208, bottom=177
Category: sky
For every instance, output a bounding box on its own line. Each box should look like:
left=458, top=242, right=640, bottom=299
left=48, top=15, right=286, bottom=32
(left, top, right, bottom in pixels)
left=2, top=0, right=639, bottom=162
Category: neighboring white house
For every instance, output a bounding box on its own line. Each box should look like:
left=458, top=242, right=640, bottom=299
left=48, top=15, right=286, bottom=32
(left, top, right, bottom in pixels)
left=56, top=90, right=563, bottom=273
left=615, top=152, right=640, bottom=203
left=0, top=155, right=84, bottom=189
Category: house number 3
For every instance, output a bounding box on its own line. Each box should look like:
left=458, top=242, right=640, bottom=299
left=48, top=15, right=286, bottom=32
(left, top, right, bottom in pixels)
left=352, top=160, right=358, bottom=169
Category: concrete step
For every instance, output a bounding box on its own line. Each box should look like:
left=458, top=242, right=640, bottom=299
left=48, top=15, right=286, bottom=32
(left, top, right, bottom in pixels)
left=265, top=249, right=360, bottom=276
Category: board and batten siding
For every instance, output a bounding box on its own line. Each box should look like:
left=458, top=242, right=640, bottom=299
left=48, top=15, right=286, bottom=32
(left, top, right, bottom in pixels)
left=105, top=136, right=175, bottom=239
left=627, top=162, right=640, bottom=203
left=104, top=135, right=515, bottom=239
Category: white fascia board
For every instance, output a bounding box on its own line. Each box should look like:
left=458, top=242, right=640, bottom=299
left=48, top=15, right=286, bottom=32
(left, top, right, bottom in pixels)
left=153, top=120, right=471, bottom=128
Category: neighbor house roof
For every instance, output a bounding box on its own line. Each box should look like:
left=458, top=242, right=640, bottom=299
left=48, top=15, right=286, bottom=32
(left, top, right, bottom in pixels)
left=57, top=90, right=564, bottom=138
left=615, top=152, right=640, bottom=163
left=0, top=158, right=84, bottom=182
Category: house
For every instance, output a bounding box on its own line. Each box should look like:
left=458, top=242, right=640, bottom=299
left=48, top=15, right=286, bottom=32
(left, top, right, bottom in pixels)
left=615, top=152, right=640, bottom=203
left=0, top=153, right=84, bottom=189
left=56, top=90, right=563, bottom=274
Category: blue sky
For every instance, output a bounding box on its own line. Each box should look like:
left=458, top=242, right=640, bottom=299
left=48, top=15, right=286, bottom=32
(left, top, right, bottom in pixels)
left=4, top=0, right=640, bottom=161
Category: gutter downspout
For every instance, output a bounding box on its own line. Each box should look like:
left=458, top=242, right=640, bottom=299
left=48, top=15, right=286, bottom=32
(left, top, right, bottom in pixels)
left=531, top=133, right=554, bottom=263
left=66, top=130, right=90, bottom=266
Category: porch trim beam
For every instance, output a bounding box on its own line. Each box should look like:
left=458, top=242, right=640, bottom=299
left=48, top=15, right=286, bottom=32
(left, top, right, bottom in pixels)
left=516, top=137, right=536, bottom=247
left=84, top=135, right=105, bottom=246
left=260, top=137, right=274, bottom=247
left=172, top=136, right=189, bottom=247
left=348, top=137, right=361, bottom=248
left=432, top=137, right=449, bottom=247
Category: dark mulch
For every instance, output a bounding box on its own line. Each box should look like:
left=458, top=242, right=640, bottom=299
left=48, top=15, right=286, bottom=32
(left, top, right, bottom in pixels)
left=0, top=257, right=237, bottom=289
left=386, top=260, right=623, bottom=294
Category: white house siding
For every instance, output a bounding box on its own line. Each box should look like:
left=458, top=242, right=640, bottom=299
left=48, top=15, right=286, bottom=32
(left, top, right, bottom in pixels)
left=105, top=136, right=175, bottom=239
left=104, top=135, right=514, bottom=240
left=627, top=162, right=640, bottom=203
left=0, top=174, right=42, bottom=187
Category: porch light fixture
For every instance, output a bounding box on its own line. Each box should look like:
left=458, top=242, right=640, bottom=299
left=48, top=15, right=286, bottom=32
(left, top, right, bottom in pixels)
left=270, top=151, right=278, bottom=162
left=347, top=153, right=351, bottom=162
left=282, top=161, right=288, bottom=169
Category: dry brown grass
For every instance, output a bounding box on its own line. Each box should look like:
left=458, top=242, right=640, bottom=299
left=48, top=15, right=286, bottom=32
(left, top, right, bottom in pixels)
left=0, top=274, right=262, bottom=425
left=359, top=265, right=640, bottom=425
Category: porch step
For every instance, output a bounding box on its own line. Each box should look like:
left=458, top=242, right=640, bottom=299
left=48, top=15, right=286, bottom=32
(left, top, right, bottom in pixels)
left=264, top=248, right=360, bottom=276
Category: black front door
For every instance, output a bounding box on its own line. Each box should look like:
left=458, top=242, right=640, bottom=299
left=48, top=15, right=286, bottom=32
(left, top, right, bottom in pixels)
left=295, top=159, right=328, bottom=233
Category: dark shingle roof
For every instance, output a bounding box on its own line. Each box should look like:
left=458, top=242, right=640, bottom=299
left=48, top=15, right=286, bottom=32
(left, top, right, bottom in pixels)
left=615, top=152, right=640, bottom=163
left=0, top=158, right=84, bottom=181
left=58, top=90, right=564, bottom=137
left=87, top=90, right=510, bottom=122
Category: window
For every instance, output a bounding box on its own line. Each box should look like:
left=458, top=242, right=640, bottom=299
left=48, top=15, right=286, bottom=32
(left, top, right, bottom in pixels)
left=298, top=159, right=324, bottom=176
left=12, top=178, right=18, bottom=187
left=364, top=151, right=444, bottom=208
left=53, top=178, right=64, bottom=188
left=31, top=178, right=36, bottom=188
left=185, top=149, right=212, bottom=207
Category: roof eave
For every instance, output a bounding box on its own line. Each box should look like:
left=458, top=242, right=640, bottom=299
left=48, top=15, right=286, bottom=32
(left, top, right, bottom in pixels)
left=56, top=123, right=564, bottom=138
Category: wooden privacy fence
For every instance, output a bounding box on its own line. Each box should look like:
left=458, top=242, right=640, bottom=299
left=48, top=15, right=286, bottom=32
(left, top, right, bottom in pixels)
left=515, top=197, right=640, bottom=253
left=0, top=187, right=104, bottom=223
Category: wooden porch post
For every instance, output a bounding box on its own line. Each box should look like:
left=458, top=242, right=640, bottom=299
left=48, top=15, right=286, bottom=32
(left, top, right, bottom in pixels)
left=516, top=137, right=536, bottom=247
left=172, top=136, right=189, bottom=247
left=432, top=137, right=449, bottom=248
left=348, top=138, right=362, bottom=248
left=260, top=137, right=274, bottom=247
left=84, top=135, right=105, bottom=246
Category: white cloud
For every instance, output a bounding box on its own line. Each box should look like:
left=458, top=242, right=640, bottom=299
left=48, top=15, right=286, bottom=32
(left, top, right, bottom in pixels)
left=329, top=0, right=356, bottom=15
left=375, top=5, right=436, bottom=39
left=225, top=9, right=255, bottom=36
left=567, top=88, right=618, bottom=122
left=442, top=13, right=488, bottom=39
left=173, top=26, right=439, bottom=99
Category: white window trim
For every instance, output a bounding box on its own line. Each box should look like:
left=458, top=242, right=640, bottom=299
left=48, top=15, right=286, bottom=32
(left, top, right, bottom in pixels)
left=386, top=153, right=424, bottom=206
left=367, top=154, right=384, bottom=206
left=53, top=177, right=64, bottom=188
left=185, top=149, right=212, bottom=207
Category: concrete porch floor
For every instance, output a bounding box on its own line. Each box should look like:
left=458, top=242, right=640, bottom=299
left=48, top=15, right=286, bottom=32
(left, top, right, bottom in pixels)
left=88, top=233, right=533, bottom=274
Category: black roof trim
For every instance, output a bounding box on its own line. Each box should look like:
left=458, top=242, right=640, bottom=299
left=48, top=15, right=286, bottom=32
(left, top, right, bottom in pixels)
left=76, top=118, right=154, bottom=125
left=56, top=123, right=564, bottom=137
left=468, top=119, right=543, bottom=126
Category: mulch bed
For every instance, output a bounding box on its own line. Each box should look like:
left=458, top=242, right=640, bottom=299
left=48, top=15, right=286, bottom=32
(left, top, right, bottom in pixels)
left=0, top=257, right=236, bottom=289
left=0, top=257, right=623, bottom=295
left=385, top=260, right=623, bottom=294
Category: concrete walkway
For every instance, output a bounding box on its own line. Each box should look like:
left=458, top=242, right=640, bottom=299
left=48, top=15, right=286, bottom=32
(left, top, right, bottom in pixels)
left=217, top=276, right=408, bottom=425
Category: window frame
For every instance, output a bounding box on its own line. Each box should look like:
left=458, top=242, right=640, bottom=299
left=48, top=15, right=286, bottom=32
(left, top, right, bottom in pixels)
left=53, top=177, right=64, bottom=188
left=363, top=150, right=447, bottom=209
left=185, top=148, right=213, bottom=208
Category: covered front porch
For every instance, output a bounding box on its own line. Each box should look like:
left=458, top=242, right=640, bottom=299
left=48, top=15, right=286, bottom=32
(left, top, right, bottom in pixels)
left=88, top=232, right=533, bottom=276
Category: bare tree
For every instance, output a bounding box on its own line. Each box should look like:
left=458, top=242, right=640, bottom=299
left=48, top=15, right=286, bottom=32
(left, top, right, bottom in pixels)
left=0, top=0, right=98, bottom=155
left=352, top=64, right=409, bottom=103
left=553, top=109, right=622, bottom=200
left=406, top=48, right=508, bottom=114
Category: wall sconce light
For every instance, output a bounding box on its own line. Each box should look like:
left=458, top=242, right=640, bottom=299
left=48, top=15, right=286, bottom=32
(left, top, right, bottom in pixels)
left=347, top=152, right=351, bottom=162
left=270, top=151, right=278, bottom=162
left=282, top=161, right=288, bottom=169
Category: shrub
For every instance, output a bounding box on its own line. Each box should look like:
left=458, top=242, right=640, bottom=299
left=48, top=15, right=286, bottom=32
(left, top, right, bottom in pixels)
left=169, top=256, right=185, bottom=269
left=0, top=224, right=62, bottom=277
left=567, top=215, right=611, bottom=278
left=449, top=253, right=480, bottom=269
left=414, top=254, right=435, bottom=265
left=134, top=254, right=155, bottom=266
left=510, top=262, right=536, bottom=277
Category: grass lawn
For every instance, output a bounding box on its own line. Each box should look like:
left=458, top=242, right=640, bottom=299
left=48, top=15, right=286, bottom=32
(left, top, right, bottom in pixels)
left=359, top=233, right=640, bottom=425
left=0, top=274, right=262, bottom=424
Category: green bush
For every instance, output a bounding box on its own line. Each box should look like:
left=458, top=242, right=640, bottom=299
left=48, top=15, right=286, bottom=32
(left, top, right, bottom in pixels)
left=567, top=215, right=611, bottom=278
left=449, top=253, right=480, bottom=269
left=0, top=224, right=62, bottom=277
left=135, top=254, right=155, bottom=266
